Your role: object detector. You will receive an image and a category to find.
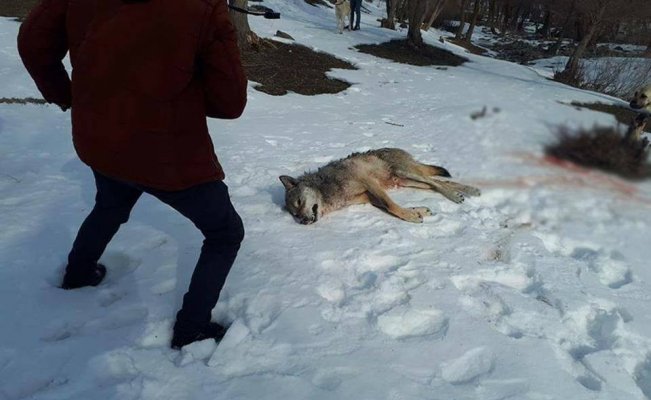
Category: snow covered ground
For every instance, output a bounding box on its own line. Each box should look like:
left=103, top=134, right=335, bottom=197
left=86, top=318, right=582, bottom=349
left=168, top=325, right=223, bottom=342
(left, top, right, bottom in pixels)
left=2, top=1, right=651, bottom=399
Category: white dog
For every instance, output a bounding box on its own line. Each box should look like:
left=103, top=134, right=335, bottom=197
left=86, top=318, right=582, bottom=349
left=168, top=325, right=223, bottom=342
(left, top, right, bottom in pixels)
left=334, top=0, right=351, bottom=34
left=630, top=84, right=651, bottom=114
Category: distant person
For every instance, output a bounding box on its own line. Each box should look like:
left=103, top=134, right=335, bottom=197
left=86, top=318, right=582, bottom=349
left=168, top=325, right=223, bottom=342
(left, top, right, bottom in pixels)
left=18, top=0, right=248, bottom=349
left=350, top=0, right=361, bottom=30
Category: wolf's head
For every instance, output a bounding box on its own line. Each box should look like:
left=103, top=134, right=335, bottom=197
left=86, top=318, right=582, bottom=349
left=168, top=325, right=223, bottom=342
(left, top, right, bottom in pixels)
left=279, top=176, right=323, bottom=224
left=630, top=85, right=651, bottom=113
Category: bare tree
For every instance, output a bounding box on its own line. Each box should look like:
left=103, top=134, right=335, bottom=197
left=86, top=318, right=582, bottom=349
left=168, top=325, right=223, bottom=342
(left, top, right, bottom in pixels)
left=464, top=0, right=482, bottom=41
left=488, top=0, right=499, bottom=34
left=545, top=0, right=576, bottom=55
left=229, top=0, right=260, bottom=48
left=455, top=0, right=468, bottom=39
left=538, top=1, right=552, bottom=38
left=422, top=0, right=450, bottom=31
left=382, top=0, right=399, bottom=29
left=561, top=0, right=622, bottom=79
left=382, top=0, right=410, bottom=29
left=499, top=0, right=513, bottom=33
left=407, top=0, right=430, bottom=47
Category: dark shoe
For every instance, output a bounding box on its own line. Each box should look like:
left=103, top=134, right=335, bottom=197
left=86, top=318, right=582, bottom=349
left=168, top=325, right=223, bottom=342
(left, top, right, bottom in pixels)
left=171, top=322, right=227, bottom=350
left=61, top=263, right=107, bottom=289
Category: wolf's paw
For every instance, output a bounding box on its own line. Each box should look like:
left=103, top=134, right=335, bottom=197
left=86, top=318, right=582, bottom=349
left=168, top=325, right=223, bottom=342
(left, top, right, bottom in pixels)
left=448, top=192, right=465, bottom=204
left=413, top=207, right=433, bottom=217
left=462, top=185, right=481, bottom=197
left=405, top=207, right=432, bottom=223
left=445, top=182, right=480, bottom=199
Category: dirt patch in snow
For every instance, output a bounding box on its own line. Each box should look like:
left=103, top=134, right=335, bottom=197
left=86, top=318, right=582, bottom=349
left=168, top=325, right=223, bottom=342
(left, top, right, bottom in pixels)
left=447, top=38, right=488, bottom=56
left=304, top=0, right=332, bottom=7
left=568, top=102, right=651, bottom=133
left=242, top=41, right=357, bottom=96
left=0, top=0, right=38, bottom=21
left=0, top=97, right=47, bottom=105
left=355, top=39, right=468, bottom=67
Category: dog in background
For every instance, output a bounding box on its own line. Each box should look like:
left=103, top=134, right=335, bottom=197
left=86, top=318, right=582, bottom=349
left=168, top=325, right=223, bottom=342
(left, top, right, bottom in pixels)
left=279, top=148, right=480, bottom=224
left=334, top=0, right=351, bottom=34
left=630, top=84, right=651, bottom=113
left=625, top=84, right=651, bottom=143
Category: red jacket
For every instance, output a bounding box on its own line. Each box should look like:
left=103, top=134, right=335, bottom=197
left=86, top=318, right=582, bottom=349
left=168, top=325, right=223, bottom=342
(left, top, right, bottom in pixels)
left=18, top=0, right=247, bottom=190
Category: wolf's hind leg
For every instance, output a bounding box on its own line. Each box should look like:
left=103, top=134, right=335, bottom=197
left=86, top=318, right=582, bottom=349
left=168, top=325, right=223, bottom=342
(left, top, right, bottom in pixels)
left=441, top=181, right=481, bottom=197
left=396, top=171, right=464, bottom=203
left=416, top=164, right=480, bottom=196
left=430, top=180, right=482, bottom=203
left=399, top=177, right=466, bottom=203
left=363, top=181, right=432, bottom=223
left=396, top=170, right=479, bottom=204
left=422, top=180, right=466, bottom=204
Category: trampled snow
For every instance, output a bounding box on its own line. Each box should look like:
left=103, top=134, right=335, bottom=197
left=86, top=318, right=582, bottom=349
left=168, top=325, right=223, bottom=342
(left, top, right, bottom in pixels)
left=1, top=1, right=651, bottom=399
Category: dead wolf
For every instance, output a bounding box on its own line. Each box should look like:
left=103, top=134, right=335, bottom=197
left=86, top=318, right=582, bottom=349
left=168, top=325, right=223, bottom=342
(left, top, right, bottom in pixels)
left=279, top=148, right=480, bottom=224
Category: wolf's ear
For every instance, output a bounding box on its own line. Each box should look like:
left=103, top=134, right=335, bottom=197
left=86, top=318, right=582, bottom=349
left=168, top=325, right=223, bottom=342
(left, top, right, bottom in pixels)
left=279, top=175, right=298, bottom=190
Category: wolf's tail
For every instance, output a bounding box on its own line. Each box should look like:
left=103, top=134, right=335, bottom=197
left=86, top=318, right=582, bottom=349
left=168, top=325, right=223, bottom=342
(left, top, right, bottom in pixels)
left=426, top=164, right=451, bottom=178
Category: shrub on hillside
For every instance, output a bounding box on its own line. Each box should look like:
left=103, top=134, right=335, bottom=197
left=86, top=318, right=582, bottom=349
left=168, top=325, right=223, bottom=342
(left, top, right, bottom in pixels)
left=545, top=125, right=651, bottom=179
left=554, top=58, right=651, bottom=98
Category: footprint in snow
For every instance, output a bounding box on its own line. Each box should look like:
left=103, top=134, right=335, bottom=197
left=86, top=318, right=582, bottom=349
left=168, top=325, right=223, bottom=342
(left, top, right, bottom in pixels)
left=96, top=288, right=128, bottom=307
left=88, top=350, right=140, bottom=385
left=175, top=339, right=218, bottom=367
left=571, top=247, right=633, bottom=289
left=440, top=347, right=495, bottom=385
left=559, top=303, right=636, bottom=393
left=377, top=307, right=448, bottom=340
left=99, top=252, right=142, bottom=284
left=84, top=305, right=148, bottom=332
left=40, top=320, right=83, bottom=343
left=634, top=355, right=651, bottom=399
left=311, top=368, right=358, bottom=391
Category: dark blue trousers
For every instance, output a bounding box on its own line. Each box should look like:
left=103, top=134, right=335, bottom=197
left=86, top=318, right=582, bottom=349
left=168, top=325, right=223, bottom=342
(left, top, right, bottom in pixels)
left=66, top=170, right=244, bottom=332
left=350, top=0, right=361, bottom=29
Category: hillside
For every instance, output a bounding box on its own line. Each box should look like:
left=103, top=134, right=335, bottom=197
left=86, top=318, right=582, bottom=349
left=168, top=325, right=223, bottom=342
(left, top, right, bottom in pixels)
left=1, top=1, right=651, bottom=399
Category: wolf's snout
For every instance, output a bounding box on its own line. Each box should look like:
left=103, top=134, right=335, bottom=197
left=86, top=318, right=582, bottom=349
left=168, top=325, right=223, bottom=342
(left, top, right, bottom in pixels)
left=297, top=205, right=319, bottom=224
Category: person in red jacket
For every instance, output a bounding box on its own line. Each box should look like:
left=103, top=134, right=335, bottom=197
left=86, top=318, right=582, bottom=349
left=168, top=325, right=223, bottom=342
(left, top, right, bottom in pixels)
left=18, top=0, right=248, bottom=349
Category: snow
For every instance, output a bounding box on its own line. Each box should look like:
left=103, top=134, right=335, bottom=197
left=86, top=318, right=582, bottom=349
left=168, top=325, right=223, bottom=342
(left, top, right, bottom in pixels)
left=2, top=1, right=651, bottom=399
left=440, top=347, right=495, bottom=384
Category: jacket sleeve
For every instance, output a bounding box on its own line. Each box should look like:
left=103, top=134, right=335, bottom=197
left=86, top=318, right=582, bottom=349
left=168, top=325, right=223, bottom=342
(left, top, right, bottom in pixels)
left=17, top=0, right=71, bottom=107
left=198, top=1, right=248, bottom=119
